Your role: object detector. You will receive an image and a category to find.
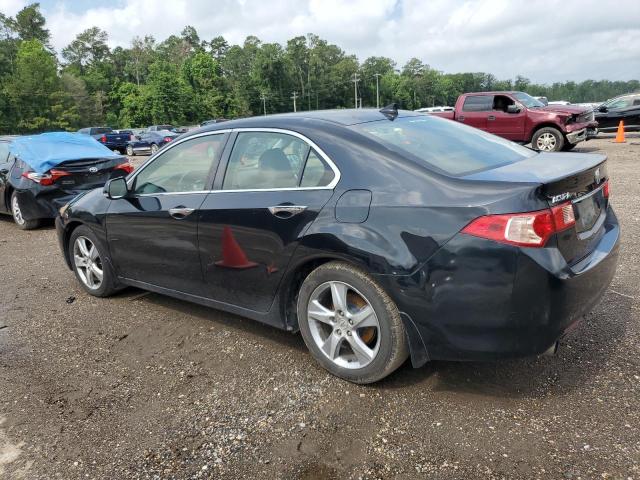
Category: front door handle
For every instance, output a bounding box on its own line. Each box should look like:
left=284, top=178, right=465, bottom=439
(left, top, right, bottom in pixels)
left=268, top=205, right=307, bottom=218
left=487, top=115, right=496, bottom=121
left=168, top=206, right=195, bottom=219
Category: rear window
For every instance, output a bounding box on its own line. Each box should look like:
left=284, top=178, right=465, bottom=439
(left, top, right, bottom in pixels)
left=0, top=142, right=10, bottom=162
left=462, top=96, right=492, bottom=112
left=351, top=116, right=536, bottom=176
left=92, top=128, right=113, bottom=135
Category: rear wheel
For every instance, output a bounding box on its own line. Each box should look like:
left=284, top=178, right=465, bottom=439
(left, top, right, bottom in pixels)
left=532, top=127, right=564, bottom=152
left=297, top=261, right=408, bottom=384
left=150, top=143, right=159, bottom=154
left=69, top=225, right=119, bottom=297
left=126, top=145, right=134, bottom=156
left=11, top=191, right=39, bottom=230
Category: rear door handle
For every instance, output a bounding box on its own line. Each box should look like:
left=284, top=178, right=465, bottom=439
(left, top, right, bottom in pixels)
left=487, top=115, right=496, bottom=120
left=168, top=207, right=195, bottom=219
left=268, top=205, right=307, bottom=218
left=458, top=115, right=465, bottom=121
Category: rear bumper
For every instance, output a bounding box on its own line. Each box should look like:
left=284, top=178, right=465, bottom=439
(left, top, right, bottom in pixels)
left=15, top=189, right=81, bottom=221
left=377, top=207, right=620, bottom=363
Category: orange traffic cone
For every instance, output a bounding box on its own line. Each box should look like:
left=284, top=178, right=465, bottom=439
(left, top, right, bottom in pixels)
left=614, top=120, right=626, bottom=143
left=215, top=226, right=258, bottom=269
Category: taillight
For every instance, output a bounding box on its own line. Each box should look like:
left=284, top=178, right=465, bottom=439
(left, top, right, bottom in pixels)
left=99, top=135, right=107, bottom=143
left=461, top=202, right=575, bottom=248
left=164, top=137, right=173, bottom=142
left=130, top=134, right=135, bottom=141
left=21, top=169, right=71, bottom=186
left=114, top=162, right=134, bottom=174
left=603, top=180, right=610, bottom=198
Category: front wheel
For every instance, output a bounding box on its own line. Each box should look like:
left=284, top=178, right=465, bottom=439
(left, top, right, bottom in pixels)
left=532, top=127, right=565, bottom=152
left=11, top=191, right=40, bottom=230
left=68, top=226, right=120, bottom=297
left=297, top=261, right=408, bottom=384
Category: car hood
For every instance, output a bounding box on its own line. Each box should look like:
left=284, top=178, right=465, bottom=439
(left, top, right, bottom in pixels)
left=539, top=105, right=590, bottom=115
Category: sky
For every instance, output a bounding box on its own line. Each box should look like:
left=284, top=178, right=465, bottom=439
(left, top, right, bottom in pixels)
left=1, top=0, right=639, bottom=84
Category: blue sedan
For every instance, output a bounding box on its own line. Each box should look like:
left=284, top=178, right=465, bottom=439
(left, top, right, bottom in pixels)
left=125, top=130, right=179, bottom=156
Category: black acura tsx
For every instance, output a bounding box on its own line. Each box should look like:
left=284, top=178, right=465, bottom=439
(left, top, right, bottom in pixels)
left=56, top=107, right=619, bottom=383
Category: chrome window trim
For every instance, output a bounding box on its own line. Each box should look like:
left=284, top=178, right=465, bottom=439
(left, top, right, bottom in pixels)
left=126, top=127, right=341, bottom=196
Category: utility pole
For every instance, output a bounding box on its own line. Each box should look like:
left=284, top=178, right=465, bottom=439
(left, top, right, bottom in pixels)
left=291, top=91, right=298, bottom=112
left=351, top=73, right=360, bottom=109
left=260, top=93, right=267, bottom=116
left=374, top=73, right=382, bottom=109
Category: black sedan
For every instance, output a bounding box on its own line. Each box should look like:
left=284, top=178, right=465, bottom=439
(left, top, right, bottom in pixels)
left=56, top=107, right=619, bottom=383
left=594, top=93, right=640, bottom=132
left=2, top=133, right=133, bottom=230
left=125, top=130, right=179, bottom=156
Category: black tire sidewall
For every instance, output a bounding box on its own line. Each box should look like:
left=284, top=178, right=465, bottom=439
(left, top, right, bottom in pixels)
left=297, top=262, right=407, bottom=383
left=68, top=225, right=117, bottom=297
left=532, top=127, right=565, bottom=152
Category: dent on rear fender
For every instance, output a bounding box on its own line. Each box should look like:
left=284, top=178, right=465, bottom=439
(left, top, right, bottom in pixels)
left=302, top=205, right=477, bottom=276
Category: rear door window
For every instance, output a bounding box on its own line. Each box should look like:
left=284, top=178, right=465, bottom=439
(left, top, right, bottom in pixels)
left=462, top=96, right=493, bottom=112
left=222, top=132, right=310, bottom=190
left=300, top=149, right=335, bottom=187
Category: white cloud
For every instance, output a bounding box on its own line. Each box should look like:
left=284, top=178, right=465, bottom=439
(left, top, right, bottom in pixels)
left=2, top=0, right=640, bottom=83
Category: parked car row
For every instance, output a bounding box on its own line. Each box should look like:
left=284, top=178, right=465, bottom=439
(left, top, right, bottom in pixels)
left=2, top=106, right=620, bottom=385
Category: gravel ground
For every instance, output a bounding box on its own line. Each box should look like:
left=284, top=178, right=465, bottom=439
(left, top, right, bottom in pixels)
left=0, top=136, right=639, bottom=479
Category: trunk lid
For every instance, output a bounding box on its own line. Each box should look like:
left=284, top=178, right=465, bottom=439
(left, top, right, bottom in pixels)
left=465, top=152, right=609, bottom=264
left=53, top=157, right=127, bottom=191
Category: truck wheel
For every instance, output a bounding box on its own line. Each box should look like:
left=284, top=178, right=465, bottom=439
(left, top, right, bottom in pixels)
left=126, top=145, right=135, bottom=156
left=532, top=127, right=564, bottom=152
left=150, top=143, right=159, bottom=154
left=11, top=191, right=40, bottom=230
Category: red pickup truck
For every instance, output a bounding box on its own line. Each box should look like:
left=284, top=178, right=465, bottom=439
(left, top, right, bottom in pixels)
left=431, top=91, right=598, bottom=152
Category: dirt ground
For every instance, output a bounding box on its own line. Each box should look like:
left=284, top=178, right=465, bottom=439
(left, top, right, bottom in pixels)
left=0, top=136, right=639, bottom=479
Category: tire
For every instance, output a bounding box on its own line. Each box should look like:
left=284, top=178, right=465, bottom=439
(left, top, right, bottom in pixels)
left=68, top=225, right=120, bottom=297
left=10, top=191, right=40, bottom=230
left=126, top=145, right=135, bottom=156
left=297, top=261, right=409, bottom=384
left=562, top=143, right=577, bottom=151
left=532, top=127, right=564, bottom=152
left=150, top=143, right=159, bottom=154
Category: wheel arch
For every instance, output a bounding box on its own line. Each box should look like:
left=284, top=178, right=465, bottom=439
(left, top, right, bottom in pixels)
left=61, top=220, right=85, bottom=269
left=529, top=122, right=565, bottom=141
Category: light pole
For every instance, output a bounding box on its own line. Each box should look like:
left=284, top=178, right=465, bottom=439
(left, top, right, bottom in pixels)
left=291, top=91, right=298, bottom=112
left=351, top=73, right=360, bottom=109
left=260, top=93, right=267, bottom=116
left=374, top=73, right=382, bottom=109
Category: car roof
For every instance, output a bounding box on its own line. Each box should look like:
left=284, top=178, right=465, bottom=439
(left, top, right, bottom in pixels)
left=195, top=108, right=425, bottom=134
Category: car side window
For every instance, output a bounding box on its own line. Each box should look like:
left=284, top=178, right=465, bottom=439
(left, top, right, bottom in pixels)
left=462, top=96, right=493, bottom=112
left=133, top=134, right=225, bottom=195
left=222, top=132, right=310, bottom=190
left=300, top=149, right=335, bottom=187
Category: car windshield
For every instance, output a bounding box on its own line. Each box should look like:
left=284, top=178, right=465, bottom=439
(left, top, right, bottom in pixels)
left=350, top=115, right=537, bottom=177
left=512, top=92, right=545, bottom=108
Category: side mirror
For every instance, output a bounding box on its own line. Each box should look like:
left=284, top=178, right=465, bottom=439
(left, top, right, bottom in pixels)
left=507, top=105, right=521, bottom=114
left=104, top=177, right=129, bottom=199
left=598, top=105, right=608, bottom=113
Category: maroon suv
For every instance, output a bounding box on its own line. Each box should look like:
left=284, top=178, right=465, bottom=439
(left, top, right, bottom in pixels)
left=432, top=91, right=598, bottom=151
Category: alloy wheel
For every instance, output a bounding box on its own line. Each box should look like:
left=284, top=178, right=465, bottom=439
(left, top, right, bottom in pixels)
left=73, top=236, right=104, bottom=290
left=11, top=195, right=25, bottom=226
left=307, top=281, right=381, bottom=369
left=126, top=145, right=133, bottom=156
left=536, top=132, right=557, bottom=151
left=151, top=144, right=159, bottom=154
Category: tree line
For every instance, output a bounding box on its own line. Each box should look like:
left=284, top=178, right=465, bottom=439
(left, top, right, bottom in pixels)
left=1, top=3, right=638, bottom=134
